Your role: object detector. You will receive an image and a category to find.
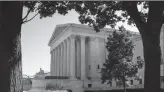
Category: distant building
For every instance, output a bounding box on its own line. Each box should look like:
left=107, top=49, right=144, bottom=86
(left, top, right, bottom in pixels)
left=34, top=68, right=50, bottom=79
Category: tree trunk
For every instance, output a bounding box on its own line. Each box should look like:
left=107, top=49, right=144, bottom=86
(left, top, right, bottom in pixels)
left=122, top=2, right=163, bottom=92
left=122, top=73, right=126, bottom=92
left=122, top=79, right=126, bottom=92
left=0, top=2, right=23, bottom=92
left=139, top=2, right=163, bottom=92
left=141, top=26, right=161, bottom=92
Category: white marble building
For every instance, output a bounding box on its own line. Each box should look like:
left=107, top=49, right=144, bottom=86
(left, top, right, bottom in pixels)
left=42, top=23, right=163, bottom=92
left=47, top=23, right=164, bottom=91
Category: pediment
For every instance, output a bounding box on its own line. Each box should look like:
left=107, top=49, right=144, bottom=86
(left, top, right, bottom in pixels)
left=48, top=25, right=69, bottom=46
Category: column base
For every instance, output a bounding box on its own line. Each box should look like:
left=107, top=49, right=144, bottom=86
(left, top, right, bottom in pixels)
left=69, top=76, right=77, bottom=80
left=81, top=78, right=87, bottom=81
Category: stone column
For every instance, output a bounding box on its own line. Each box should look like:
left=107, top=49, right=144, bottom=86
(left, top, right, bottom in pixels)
left=61, top=42, right=64, bottom=77
left=53, top=49, right=55, bottom=76
left=63, top=40, right=67, bottom=76
left=59, top=45, right=61, bottom=76
left=55, top=48, right=57, bottom=76
left=66, top=38, right=70, bottom=77
left=50, top=50, right=53, bottom=76
left=70, top=35, right=76, bottom=79
left=75, top=36, right=81, bottom=78
left=80, top=36, right=86, bottom=79
left=57, top=46, right=60, bottom=77
left=52, top=49, right=55, bottom=76
left=54, top=49, right=57, bottom=76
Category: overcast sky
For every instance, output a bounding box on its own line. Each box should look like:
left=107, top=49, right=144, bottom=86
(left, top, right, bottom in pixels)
left=21, top=8, right=138, bottom=76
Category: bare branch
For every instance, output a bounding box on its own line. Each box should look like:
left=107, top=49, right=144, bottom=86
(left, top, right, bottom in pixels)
left=22, top=8, right=31, bottom=21
left=22, top=12, right=39, bottom=24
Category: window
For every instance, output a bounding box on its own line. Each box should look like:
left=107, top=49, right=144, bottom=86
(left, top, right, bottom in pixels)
left=88, top=84, right=92, bottom=88
left=89, top=65, right=91, bottom=70
left=116, top=81, right=121, bottom=87
left=130, top=80, right=133, bottom=85
left=110, top=82, right=112, bottom=87
left=139, top=79, right=142, bottom=84
left=161, top=76, right=164, bottom=82
left=87, top=77, right=91, bottom=80
left=97, top=65, right=100, bottom=69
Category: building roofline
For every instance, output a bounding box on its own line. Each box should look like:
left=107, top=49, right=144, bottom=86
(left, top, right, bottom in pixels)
left=48, top=23, right=142, bottom=46
left=48, top=23, right=113, bottom=46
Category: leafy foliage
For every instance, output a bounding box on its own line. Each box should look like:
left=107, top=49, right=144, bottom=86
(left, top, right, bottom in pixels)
left=22, top=1, right=153, bottom=31
left=101, top=28, right=144, bottom=86
left=22, top=1, right=72, bottom=23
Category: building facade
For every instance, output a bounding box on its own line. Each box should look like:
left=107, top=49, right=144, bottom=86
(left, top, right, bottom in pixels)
left=47, top=23, right=164, bottom=92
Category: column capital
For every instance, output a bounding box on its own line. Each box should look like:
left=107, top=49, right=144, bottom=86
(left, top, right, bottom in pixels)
left=56, top=45, right=59, bottom=49
left=55, top=48, right=57, bottom=51
left=64, top=39, right=67, bottom=43
left=59, top=44, right=61, bottom=48
left=80, top=35, right=86, bottom=40
left=90, top=36, right=97, bottom=41
left=61, top=41, right=64, bottom=46
left=69, top=35, right=76, bottom=39
left=50, top=50, right=53, bottom=54
left=75, top=35, right=86, bottom=40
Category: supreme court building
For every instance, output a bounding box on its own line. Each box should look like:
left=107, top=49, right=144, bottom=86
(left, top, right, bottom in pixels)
left=46, top=23, right=164, bottom=92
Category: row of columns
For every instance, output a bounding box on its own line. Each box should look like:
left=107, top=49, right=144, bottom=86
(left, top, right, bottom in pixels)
left=50, top=35, right=87, bottom=79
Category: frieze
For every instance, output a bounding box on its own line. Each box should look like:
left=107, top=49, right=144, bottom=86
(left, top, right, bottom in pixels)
left=90, top=36, right=97, bottom=41
left=98, top=37, right=105, bottom=42
left=89, top=36, right=104, bottom=42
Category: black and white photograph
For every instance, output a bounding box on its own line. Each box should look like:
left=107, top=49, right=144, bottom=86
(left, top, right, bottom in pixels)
left=0, top=1, right=163, bottom=92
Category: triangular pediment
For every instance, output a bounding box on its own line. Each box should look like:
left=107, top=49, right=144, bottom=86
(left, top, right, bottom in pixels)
left=48, top=24, right=69, bottom=46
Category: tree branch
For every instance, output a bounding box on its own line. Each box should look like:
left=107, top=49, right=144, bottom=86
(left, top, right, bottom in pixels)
left=22, top=12, right=39, bottom=24
left=122, top=1, right=146, bottom=34
left=22, top=8, right=31, bottom=21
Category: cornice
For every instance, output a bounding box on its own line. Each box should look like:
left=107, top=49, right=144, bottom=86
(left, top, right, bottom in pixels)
left=48, top=23, right=112, bottom=46
left=48, top=25, right=70, bottom=46
left=48, top=23, right=148, bottom=46
left=71, top=23, right=115, bottom=33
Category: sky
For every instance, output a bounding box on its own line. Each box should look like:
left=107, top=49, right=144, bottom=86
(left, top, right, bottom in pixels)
left=21, top=8, right=138, bottom=76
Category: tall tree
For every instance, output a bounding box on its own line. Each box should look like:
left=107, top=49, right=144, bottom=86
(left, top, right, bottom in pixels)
left=101, top=29, right=144, bottom=92
left=0, top=1, right=73, bottom=92
left=0, top=2, right=23, bottom=92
